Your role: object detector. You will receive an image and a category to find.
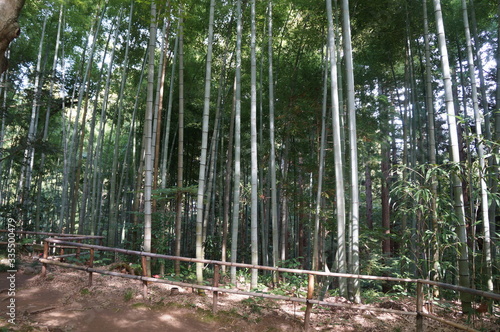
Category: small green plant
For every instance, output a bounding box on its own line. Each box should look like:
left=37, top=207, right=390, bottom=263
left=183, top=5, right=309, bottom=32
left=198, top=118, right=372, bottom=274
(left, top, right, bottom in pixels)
left=361, top=288, right=384, bottom=304
left=269, top=258, right=307, bottom=296
left=93, top=252, right=113, bottom=266
left=179, top=264, right=197, bottom=283
left=80, top=288, right=91, bottom=295
left=242, top=297, right=263, bottom=314
left=124, top=288, right=134, bottom=302
left=130, top=263, right=142, bottom=275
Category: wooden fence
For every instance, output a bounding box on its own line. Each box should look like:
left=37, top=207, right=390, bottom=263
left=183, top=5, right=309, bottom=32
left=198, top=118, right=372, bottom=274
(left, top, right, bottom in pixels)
left=0, top=230, right=103, bottom=259
left=1, top=230, right=497, bottom=331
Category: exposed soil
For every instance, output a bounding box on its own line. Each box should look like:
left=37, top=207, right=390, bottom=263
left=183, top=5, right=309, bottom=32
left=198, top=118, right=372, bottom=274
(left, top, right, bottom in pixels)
left=0, top=257, right=498, bottom=331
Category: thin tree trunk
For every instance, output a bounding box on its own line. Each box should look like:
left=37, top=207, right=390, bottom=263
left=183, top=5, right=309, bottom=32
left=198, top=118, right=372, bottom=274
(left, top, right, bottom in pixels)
left=468, top=0, right=491, bottom=141
left=153, top=14, right=171, bottom=204
left=259, top=49, right=268, bottom=271
left=470, top=0, right=497, bottom=269
left=203, top=47, right=228, bottom=248
left=58, top=38, right=70, bottom=234
left=222, top=76, right=236, bottom=274
left=154, top=15, right=171, bottom=276
left=280, top=140, right=289, bottom=262
left=121, top=51, right=147, bottom=244
left=161, top=25, right=179, bottom=189
left=365, top=163, right=373, bottom=230
left=380, top=84, right=391, bottom=257
left=0, top=71, right=7, bottom=205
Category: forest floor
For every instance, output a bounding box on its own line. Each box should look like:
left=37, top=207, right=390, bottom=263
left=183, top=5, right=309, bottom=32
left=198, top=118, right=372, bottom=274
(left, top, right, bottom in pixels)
left=0, top=256, right=498, bottom=332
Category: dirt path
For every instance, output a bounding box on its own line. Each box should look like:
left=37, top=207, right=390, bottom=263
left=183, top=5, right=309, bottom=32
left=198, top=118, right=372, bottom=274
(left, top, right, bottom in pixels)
left=0, top=267, right=303, bottom=332
left=0, top=259, right=497, bottom=331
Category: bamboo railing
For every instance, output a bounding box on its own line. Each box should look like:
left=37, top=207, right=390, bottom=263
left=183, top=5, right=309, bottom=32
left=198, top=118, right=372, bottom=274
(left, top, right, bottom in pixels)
left=0, top=230, right=103, bottom=259
left=0, top=229, right=104, bottom=240
left=34, top=236, right=499, bottom=332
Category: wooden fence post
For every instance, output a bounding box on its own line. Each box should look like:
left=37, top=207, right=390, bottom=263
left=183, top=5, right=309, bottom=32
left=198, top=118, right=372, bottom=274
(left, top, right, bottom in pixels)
left=416, top=281, right=424, bottom=332
left=304, top=274, right=315, bottom=331
left=141, top=255, right=148, bottom=299
left=88, top=248, right=94, bottom=287
left=76, top=239, right=81, bottom=259
left=41, top=240, right=49, bottom=277
left=212, top=264, right=220, bottom=313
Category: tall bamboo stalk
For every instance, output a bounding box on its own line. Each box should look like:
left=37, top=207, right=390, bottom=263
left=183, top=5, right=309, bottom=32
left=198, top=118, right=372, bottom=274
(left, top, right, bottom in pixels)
left=230, top=0, right=243, bottom=285
left=461, top=0, right=492, bottom=292
left=160, top=23, right=179, bottom=190
left=313, top=57, right=328, bottom=273
left=67, top=3, right=105, bottom=233
left=268, top=0, right=279, bottom=280
left=85, top=13, right=120, bottom=236
left=143, top=1, right=157, bottom=277
left=20, top=14, right=47, bottom=223
left=342, top=0, right=360, bottom=303
left=35, top=5, right=63, bottom=232
left=423, top=0, right=440, bottom=297
left=109, top=1, right=133, bottom=244
left=432, top=0, right=471, bottom=313
left=196, top=0, right=216, bottom=286
left=175, top=10, right=184, bottom=276
left=249, top=0, right=259, bottom=289
left=326, top=0, right=347, bottom=296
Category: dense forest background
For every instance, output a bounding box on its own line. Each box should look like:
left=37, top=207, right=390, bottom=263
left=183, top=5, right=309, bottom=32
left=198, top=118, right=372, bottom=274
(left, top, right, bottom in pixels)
left=0, top=0, right=498, bottom=308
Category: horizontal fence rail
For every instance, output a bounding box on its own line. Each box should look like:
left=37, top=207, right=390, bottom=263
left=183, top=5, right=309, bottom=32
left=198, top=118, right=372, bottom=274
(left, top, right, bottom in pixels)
left=0, top=230, right=104, bottom=240
left=43, top=238, right=420, bottom=283
left=3, top=231, right=496, bottom=332
left=35, top=236, right=498, bottom=332
left=38, top=258, right=418, bottom=317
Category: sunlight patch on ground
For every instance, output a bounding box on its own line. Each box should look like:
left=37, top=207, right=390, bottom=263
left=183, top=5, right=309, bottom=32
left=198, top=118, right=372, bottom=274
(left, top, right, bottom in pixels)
left=111, top=317, right=159, bottom=329
left=158, top=313, right=183, bottom=328
left=372, top=312, right=398, bottom=321
left=40, top=310, right=83, bottom=326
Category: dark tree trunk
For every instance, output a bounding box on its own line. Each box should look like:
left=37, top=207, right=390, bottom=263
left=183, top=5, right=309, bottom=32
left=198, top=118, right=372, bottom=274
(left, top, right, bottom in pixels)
left=365, top=163, right=373, bottom=230
left=381, top=142, right=391, bottom=256
left=0, top=0, right=25, bottom=73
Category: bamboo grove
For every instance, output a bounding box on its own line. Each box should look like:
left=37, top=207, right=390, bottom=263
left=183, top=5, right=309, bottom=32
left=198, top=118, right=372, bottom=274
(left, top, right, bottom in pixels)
left=0, top=0, right=498, bottom=311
